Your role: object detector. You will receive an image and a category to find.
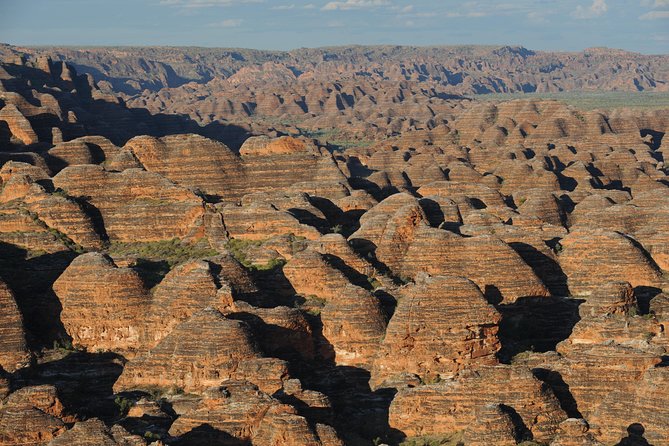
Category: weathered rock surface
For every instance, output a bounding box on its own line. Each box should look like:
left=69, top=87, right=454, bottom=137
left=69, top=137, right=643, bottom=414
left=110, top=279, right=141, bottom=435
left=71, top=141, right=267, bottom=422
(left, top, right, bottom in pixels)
left=126, top=134, right=245, bottom=201
left=52, top=252, right=150, bottom=352
left=114, top=308, right=269, bottom=393
left=0, top=103, right=38, bottom=145
left=0, top=385, right=70, bottom=446
left=52, top=165, right=206, bottom=242
left=401, top=226, right=550, bottom=303
left=47, top=418, right=144, bottom=446
left=0, top=277, right=29, bottom=372
left=558, top=230, right=664, bottom=296
left=319, top=284, right=386, bottom=368
left=389, top=365, right=566, bottom=443
left=371, top=275, right=500, bottom=387
left=168, top=381, right=338, bottom=446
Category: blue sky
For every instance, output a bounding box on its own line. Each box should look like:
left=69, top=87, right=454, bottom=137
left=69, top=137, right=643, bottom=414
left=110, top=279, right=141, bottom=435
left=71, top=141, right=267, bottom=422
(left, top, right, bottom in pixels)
left=0, top=0, right=668, bottom=53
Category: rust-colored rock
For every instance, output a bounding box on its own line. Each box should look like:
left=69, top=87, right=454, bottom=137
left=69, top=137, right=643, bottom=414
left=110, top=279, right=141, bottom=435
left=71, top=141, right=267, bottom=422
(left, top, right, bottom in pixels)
left=0, top=385, right=69, bottom=446
left=114, top=308, right=266, bottom=393
left=47, top=418, right=144, bottom=446
left=319, top=284, right=386, bottom=368
left=0, top=103, right=38, bottom=145
left=168, top=381, right=338, bottom=445
left=389, top=365, right=566, bottom=443
left=0, top=277, right=29, bottom=372
left=401, top=226, right=550, bottom=303
left=371, top=275, right=500, bottom=387
left=558, top=230, right=663, bottom=296
left=52, top=252, right=150, bottom=352
left=52, top=165, right=206, bottom=242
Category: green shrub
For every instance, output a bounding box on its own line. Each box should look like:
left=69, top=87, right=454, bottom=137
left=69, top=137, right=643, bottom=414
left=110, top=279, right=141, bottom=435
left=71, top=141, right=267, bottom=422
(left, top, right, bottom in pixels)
left=400, top=433, right=464, bottom=446
left=253, top=257, right=287, bottom=271
left=298, top=295, right=327, bottom=316
left=108, top=238, right=218, bottom=268
left=420, top=372, right=442, bottom=385
left=478, top=91, right=669, bottom=111
left=144, top=431, right=161, bottom=441
left=288, top=234, right=308, bottom=253
left=53, top=338, right=75, bottom=352
left=367, top=276, right=383, bottom=290
left=225, top=238, right=263, bottom=268
left=225, top=238, right=287, bottom=271
left=114, top=396, right=134, bottom=415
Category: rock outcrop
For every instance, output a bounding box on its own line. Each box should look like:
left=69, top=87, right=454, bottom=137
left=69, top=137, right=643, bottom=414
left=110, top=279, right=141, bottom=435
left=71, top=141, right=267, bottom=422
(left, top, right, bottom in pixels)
left=52, top=166, right=206, bottom=242
left=114, top=308, right=270, bottom=393
left=0, top=277, right=29, bottom=372
left=52, top=252, right=150, bottom=352
left=389, top=365, right=566, bottom=443
left=371, top=275, right=500, bottom=387
left=0, top=385, right=70, bottom=445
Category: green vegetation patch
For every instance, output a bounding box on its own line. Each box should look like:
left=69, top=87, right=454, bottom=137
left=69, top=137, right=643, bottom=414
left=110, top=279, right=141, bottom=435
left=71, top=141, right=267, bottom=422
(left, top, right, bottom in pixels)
left=298, top=127, right=374, bottom=151
left=225, top=238, right=287, bottom=271
left=477, top=91, right=669, bottom=111
left=107, top=238, right=218, bottom=268
left=400, top=432, right=464, bottom=446
left=296, top=294, right=327, bottom=316
left=225, top=238, right=263, bottom=268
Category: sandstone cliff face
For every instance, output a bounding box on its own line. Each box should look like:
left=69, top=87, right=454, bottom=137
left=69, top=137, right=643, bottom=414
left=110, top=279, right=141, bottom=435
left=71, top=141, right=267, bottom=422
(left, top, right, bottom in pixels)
left=389, top=365, right=567, bottom=443
left=240, top=136, right=350, bottom=201
left=46, top=418, right=144, bottom=446
left=0, top=277, right=29, bottom=372
left=283, top=247, right=387, bottom=368
left=0, top=103, right=38, bottom=145
left=125, top=133, right=245, bottom=202
left=114, top=308, right=267, bottom=393
left=283, top=249, right=355, bottom=302
left=558, top=230, right=664, bottom=296
left=371, top=275, right=500, bottom=387
left=0, top=385, right=69, bottom=446
left=319, top=284, right=387, bottom=368
left=401, top=226, right=550, bottom=303
left=52, top=252, right=150, bottom=352
left=148, top=259, right=222, bottom=344
left=168, top=381, right=340, bottom=445
left=52, top=165, right=206, bottom=242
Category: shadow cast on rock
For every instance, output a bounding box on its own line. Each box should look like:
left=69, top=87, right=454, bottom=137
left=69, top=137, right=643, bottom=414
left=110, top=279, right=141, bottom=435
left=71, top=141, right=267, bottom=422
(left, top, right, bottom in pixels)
left=0, top=242, right=76, bottom=349
left=12, top=351, right=125, bottom=421
left=496, top=296, right=583, bottom=363
left=614, top=423, right=655, bottom=446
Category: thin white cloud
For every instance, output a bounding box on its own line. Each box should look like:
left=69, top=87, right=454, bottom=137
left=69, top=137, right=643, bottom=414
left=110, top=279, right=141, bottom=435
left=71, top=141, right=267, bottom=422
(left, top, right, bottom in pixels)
left=161, top=0, right=262, bottom=8
left=642, top=0, right=669, bottom=6
left=640, top=10, right=669, bottom=18
left=527, top=10, right=549, bottom=24
left=445, top=11, right=487, bottom=18
left=322, top=0, right=391, bottom=11
left=270, top=2, right=316, bottom=10
left=207, top=18, right=243, bottom=27
left=639, top=0, right=669, bottom=19
left=572, top=0, right=608, bottom=19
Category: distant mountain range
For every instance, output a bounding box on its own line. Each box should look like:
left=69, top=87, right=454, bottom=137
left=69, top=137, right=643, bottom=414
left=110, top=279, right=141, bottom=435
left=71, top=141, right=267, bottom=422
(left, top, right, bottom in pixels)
left=2, top=43, right=668, bottom=95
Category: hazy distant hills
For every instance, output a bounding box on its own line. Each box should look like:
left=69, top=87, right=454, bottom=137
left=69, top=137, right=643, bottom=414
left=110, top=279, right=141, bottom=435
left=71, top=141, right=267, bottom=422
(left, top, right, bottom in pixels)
left=3, top=44, right=668, bottom=95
